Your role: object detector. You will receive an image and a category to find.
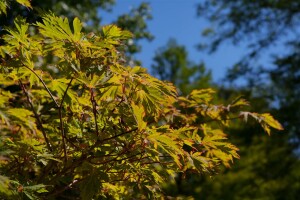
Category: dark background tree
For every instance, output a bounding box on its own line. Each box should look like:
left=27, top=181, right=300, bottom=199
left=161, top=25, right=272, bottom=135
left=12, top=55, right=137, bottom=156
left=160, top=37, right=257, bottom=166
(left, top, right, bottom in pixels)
left=114, top=2, right=153, bottom=63
left=0, top=0, right=115, bottom=31
left=151, top=39, right=211, bottom=95
left=197, top=0, right=300, bottom=150
left=142, top=1, right=300, bottom=199
left=182, top=1, right=300, bottom=199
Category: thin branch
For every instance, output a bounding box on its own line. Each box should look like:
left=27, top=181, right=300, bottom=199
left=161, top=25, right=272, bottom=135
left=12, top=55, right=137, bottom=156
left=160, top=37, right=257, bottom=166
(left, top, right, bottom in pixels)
left=100, top=128, right=138, bottom=143
left=60, top=77, right=74, bottom=108
left=99, top=175, right=131, bottom=183
left=19, top=80, right=52, bottom=152
left=23, top=65, right=59, bottom=108
left=141, top=161, right=173, bottom=165
left=23, top=63, right=75, bottom=162
left=110, top=97, right=124, bottom=114
left=47, top=179, right=81, bottom=198
left=59, top=107, right=68, bottom=162
left=89, top=151, right=142, bottom=165
left=115, top=152, right=143, bottom=162
left=58, top=77, right=74, bottom=162
left=90, top=88, right=99, bottom=136
left=201, top=116, right=241, bottom=124
left=48, top=154, right=88, bottom=184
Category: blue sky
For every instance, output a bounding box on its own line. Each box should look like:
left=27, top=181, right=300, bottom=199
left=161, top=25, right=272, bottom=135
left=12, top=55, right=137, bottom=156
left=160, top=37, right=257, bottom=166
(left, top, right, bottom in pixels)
left=100, top=0, right=249, bottom=82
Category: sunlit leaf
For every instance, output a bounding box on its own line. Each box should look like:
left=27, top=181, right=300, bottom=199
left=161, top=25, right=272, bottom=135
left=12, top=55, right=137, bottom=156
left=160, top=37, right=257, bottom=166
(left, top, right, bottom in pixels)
left=0, top=1, right=7, bottom=15
left=260, top=113, right=284, bottom=131
left=16, top=0, right=32, bottom=8
left=73, top=17, right=82, bottom=41
left=131, top=102, right=147, bottom=131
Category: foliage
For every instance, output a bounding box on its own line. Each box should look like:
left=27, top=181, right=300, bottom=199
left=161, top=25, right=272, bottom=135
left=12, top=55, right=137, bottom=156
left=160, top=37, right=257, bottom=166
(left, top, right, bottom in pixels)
left=0, top=0, right=114, bottom=28
left=198, top=0, right=300, bottom=147
left=197, top=0, right=300, bottom=53
left=149, top=37, right=299, bottom=198
left=0, top=7, right=284, bottom=199
left=114, top=2, right=153, bottom=62
left=151, top=39, right=211, bottom=95
left=0, top=0, right=152, bottom=64
left=190, top=132, right=300, bottom=200
left=197, top=0, right=300, bottom=87
left=148, top=2, right=300, bottom=195
left=162, top=88, right=299, bottom=199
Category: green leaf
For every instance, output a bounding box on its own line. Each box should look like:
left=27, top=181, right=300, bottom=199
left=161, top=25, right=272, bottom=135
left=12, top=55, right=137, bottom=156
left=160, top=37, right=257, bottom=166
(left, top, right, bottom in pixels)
left=151, top=171, right=164, bottom=184
left=0, top=175, right=13, bottom=196
left=260, top=113, right=284, bottom=131
left=80, top=175, right=100, bottom=200
left=37, top=153, right=62, bottom=164
left=73, top=17, right=82, bottom=41
left=131, top=102, right=147, bottom=131
left=37, top=13, right=73, bottom=41
left=0, top=0, right=7, bottom=15
left=16, top=0, right=32, bottom=8
left=102, top=24, right=132, bottom=39
left=4, top=17, right=29, bottom=49
left=22, top=184, right=47, bottom=200
left=189, top=89, right=215, bottom=104
left=7, top=108, right=33, bottom=122
left=229, top=96, right=249, bottom=109
left=23, top=184, right=48, bottom=192
left=0, top=110, right=10, bottom=125
left=239, top=112, right=283, bottom=135
left=24, top=191, right=38, bottom=200
left=49, top=78, right=75, bottom=100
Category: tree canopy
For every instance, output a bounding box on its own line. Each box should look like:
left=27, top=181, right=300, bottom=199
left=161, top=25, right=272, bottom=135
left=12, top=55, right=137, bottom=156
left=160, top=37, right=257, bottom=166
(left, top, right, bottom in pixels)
left=151, top=39, right=211, bottom=95
left=193, top=1, right=300, bottom=199
left=0, top=1, right=283, bottom=199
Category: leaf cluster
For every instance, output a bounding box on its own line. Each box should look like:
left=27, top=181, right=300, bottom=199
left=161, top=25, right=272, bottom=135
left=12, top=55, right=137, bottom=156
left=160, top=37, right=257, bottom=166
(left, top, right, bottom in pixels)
left=0, top=12, right=283, bottom=199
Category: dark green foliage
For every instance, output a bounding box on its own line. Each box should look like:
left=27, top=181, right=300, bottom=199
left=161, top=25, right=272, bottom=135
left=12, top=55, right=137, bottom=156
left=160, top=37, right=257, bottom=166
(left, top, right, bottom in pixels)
left=0, top=0, right=152, bottom=63
left=149, top=2, right=300, bottom=194
left=0, top=0, right=115, bottom=30
left=114, top=2, right=153, bottom=58
left=151, top=39, right=212, bottom=95
left=198, top=0, right=300, bottom=53
left=0, top=1, right=285, bottom=199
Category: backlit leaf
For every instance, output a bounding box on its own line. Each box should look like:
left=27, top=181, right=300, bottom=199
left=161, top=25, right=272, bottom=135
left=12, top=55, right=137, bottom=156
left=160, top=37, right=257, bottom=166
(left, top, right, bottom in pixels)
left=131, top=102, right=147, bottom=131
left=16, top=0, right=32, bottom=8
left=73, top=17, right=82, bottom=41
left=0, top=1, right=7, bottom=15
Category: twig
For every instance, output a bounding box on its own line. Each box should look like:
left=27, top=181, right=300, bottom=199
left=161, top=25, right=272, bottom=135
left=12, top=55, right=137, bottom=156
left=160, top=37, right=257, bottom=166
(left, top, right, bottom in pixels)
left=59, top=107, right=67, bottom=162
left=89, top=151, right=142, bottom=165
left=90, top=88, right=99, bottom=136
left=60, top=77, right=74, bottom=108
left=201, top=116, right=241, bottom=124
left=141, top=161, right=173, bottom=165
left=47, top=179, right=81, bottom=198
left=59, top=77, right=74, bottom=162
left=23, top=65, right=59, bottom=108
left=19, top=80, right=52, bottom=151
left=100, top=128, right=138, bottom=143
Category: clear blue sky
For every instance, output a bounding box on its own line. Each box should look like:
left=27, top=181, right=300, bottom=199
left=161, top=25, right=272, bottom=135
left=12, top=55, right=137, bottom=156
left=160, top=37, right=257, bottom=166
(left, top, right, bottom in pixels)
left=100, top=0, right=249, bottom=82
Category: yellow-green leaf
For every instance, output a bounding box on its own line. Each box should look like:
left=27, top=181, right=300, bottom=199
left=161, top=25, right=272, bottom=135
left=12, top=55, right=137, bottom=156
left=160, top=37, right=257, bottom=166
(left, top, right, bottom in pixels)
left=16, top=0, right=32, bottom=8
left=261, top=113, right=284, bottom=131
left=0, top=1, right=7, bottom=15
left=189, top=88, right=215, bottom=104
left=131, top=102, right=147, bottom=131
left=73, top=17, right=82, bottom=41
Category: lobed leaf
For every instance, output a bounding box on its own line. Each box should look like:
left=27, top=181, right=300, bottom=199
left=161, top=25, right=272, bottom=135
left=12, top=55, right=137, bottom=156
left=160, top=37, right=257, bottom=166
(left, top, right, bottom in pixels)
left=131, top=102, right=147, bottom=131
